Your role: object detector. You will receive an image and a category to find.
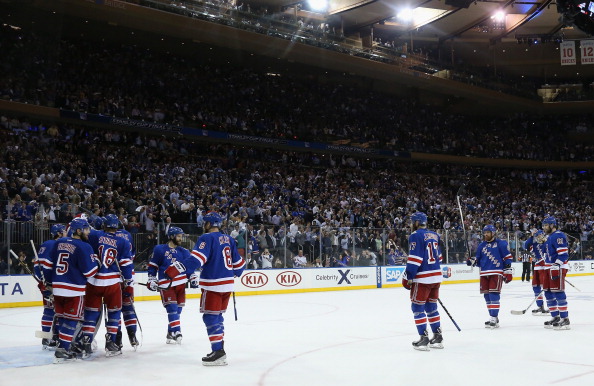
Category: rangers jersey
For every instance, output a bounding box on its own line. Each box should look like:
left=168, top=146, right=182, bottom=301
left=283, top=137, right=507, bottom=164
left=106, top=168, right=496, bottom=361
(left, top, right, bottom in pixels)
left=545, top=230, right=569, bottom=268
left=44, top=237, right=99, bottom=297
left=115, top=229, right=136, bottom=259
left=183, top=231, right=246, bottom=292
left=524, top=236, right=547, bottom=270
left=88, top=230, right=133, bottom=286
left=475, top=238, right=513, bottom=277
left=35, top=239, right=58, bottom=282
left=405, top=228, right=443, bottom=284
left=148, top=244, right=191, bottom=288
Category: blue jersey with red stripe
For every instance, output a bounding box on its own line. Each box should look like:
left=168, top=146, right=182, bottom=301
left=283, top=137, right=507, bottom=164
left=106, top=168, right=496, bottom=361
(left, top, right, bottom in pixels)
left=183, top=231, right=246, bottom=292
left=148, top=243, right=191, bottom=288
left=45, top=237, right=99, bottom=297
left=405, top=228, right=443, bottom=284
left=524, top=236, right=547, bottom=268
left=545, top=230, right=569, bottom=268
left=88, top=230, right=133, bottom=286
left=115, top=229, right=136, bottom=259
left=475, top=238, right=513, bottom=277
left=35, top=239, right=58, bottom=282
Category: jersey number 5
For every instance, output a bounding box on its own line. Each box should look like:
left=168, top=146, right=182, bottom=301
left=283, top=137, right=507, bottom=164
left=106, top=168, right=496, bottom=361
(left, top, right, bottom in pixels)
left=426, top=241, right=439, bottom=264
left=56, top=253, right=69, bottom=275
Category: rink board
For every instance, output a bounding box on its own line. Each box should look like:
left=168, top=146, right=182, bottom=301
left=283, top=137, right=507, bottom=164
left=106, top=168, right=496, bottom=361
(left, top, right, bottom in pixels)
left=2, top=261, right=593, bottom=308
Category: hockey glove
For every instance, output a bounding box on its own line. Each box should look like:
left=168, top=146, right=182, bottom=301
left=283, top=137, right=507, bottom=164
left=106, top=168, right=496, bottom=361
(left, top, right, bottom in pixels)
left=401, top=273, right=411, bottom=290
left=189, top=273, right=199, bottom=289
left=147, top=275, right=158, bottom=291
left=550, top=264, right=561, bottom=281
left=503, top=268, right=513, bottom=283
left=123, top=279, right=134, bottom=297
left=466, top=257, right=476, bottom=267
left=164, top=260, right=186, bottom=280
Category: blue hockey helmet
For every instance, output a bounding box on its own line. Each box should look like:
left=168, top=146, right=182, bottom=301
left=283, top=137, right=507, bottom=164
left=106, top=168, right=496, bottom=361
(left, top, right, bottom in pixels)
left=167, top=226, right=184, bottom=238
left=70, top=218, right=90, bottom=233
left=410, top=212, right=427, bottom=225
left=93, top=216, right=104, bottom=230
left=203, top=211, right=223, bottom=227
left=534, top=230, right=546, bottom=243
left=482, top=224, right=496, bottom=233
left=50, top=224, right=66, bottom=237
left=104, top=214, right=120, bottom=229
left=542, top=217, right=557, bottom=227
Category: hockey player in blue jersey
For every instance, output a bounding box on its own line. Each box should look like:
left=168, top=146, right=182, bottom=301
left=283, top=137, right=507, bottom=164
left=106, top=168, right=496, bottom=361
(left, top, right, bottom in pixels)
left=401, top=212, right=444, bottom=351
left=524, top=230, right=550, bottom=316
left=83, top=214, right=134, bottom=357
left=43, top=218, right=100, bottom=363
left=541, top=217, right=571, bottom=330
left=115, top=226, right=139, bottom=349
left=147, top=226, right=192, bottom=344
left=34, top=223, right=67, bottom=350
left=467, top=224, right=513, bottom=329
left=164, top=211, right=246, bottom=366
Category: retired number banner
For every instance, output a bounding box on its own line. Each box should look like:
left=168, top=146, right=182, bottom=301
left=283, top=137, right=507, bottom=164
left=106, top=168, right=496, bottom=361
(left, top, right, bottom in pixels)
left=581, top=40, right=594, bottom=65
left=560, top=41, right=576, bottom=66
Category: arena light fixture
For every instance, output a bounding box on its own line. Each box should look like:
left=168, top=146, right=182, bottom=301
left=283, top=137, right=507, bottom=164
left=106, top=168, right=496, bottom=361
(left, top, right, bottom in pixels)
left=397, top=8, right=414, bottom=22
left=492, top=10, right=505, bottom=23
left=307, top=0, right=328, bottom=12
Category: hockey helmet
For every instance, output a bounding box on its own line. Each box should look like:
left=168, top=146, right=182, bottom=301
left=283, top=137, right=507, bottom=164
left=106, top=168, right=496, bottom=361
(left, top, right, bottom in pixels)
left=104, top=214, right=120, bottom=229
left=167, top=226, right=184, bottom=238
left=203, top=211, right=223, bottom=227
left=482, top=224, right=496, bottom=233
left=50, top=224, right=66, bottom=237
left=93, top=216, right=104, bottom=230
left=542, top=217, right=557, bottom=227
left=70, top=218, right=90, bottom=233
left=410, top=212, right=427, bottom=225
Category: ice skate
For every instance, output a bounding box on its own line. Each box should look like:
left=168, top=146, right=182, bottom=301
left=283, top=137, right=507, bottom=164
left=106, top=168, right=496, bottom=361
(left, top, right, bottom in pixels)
left=553, top=317, right=571, bottom=330
left=42, top=338, right=58, bottom=351
left=412, top=331, right=429, bottom=351
left=105, top=339, right=122, bottom=357
left=166, top=331, right=182, bottom=344
left=80, top=336, right=93, bottom=359
left=202, top=348, right=227, bottom=366
left=531, top=306, right=550, bottom=316
left=53, top=348, right=76, bottom=364
left=115, top=330, right=123, bottom=350
left=544, top=316, right=560, bottom=329
left=486, top=317, right=499, bottom=329
left=429, top=328, right=444, bottom=349
left=127, top=328, right=139, bottom=351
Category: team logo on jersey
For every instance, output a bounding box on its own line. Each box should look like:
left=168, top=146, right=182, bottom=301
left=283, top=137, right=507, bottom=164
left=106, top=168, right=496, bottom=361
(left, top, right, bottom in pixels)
left=241, top=272, right=269, bottom=288
left=442, top=266, right=452, bottom=278
left=386, top=267, right=405, bottom=283
left=276, top=271, right=302, bottom=287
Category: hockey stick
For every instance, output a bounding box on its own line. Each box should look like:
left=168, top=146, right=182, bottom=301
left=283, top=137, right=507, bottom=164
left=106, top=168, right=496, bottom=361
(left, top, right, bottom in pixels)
left=232, top=291, right=238, bottom=321
left=30, top=240, right=47, bottom=285
left=565, top=278, right=581, bottom=292
left=510, top=290, right=544, bottom=315
left=10, top=249, right=41, bottom=283
left=456, top=184, right=473, bottom=261
left=437, top=298, right=461, bottom=332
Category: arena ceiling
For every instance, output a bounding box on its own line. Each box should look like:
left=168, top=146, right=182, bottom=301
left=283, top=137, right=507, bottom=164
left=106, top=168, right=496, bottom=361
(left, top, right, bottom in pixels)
left=253, top=0, right=590, bottom=43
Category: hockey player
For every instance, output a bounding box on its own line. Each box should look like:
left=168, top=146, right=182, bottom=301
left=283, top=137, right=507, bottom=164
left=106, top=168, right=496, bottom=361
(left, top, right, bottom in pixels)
left=164, top=211, right=246, bottom=366
left=401, top=212, right=444, bottom=351
left=43, top=218, right=100, bottom=363
left=115, top=226, right=139, bottom=349
left=467, top=224, right=513, bottom=328
left=147, top=226, right=192, bottom=344
left=34, top=223, right=67, bottom=349
left=83, top=214, right=134, bottom=357
left=524, top=230, right=549, bottom=316
left=541, top=217, right=570, bottom=330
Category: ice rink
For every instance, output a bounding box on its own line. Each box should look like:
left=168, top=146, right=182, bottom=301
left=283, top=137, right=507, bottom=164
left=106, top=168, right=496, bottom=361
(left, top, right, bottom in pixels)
left=1, top=276, right=593, bottom=386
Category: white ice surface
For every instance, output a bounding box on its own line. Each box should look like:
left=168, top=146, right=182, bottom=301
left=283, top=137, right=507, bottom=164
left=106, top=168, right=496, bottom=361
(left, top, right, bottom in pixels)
left=1, top=277, right=594, bottom=386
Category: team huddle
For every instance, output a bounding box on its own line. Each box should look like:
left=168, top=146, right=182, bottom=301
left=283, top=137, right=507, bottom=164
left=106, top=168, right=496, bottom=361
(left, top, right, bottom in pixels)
left=32, top=208, right=570, bottom=362
left=33, top=211, right=245, bottom=365
left=401, top=213, right=571, bottom=351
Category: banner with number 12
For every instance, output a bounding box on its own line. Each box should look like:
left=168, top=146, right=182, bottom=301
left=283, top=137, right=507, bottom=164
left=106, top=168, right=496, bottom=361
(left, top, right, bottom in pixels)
left=581, top=40, right=594, bottom=65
